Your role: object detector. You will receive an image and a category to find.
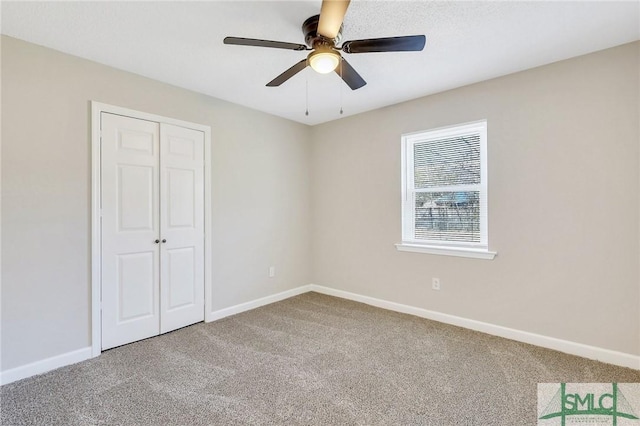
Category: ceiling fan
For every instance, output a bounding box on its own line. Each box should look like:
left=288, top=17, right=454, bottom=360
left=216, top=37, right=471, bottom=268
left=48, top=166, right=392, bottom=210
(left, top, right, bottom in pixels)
left=223, top=0, right=426, bottom=90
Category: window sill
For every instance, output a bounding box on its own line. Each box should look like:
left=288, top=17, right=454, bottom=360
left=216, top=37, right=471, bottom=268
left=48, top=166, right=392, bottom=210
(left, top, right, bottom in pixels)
left=395, top=243, right=497, bottom=260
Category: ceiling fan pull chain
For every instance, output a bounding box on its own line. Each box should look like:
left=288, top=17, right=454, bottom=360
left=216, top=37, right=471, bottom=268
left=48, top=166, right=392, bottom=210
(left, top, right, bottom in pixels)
left=305, top=74, right=309, bottom=116
left=339, top=59, right=344, bottom=115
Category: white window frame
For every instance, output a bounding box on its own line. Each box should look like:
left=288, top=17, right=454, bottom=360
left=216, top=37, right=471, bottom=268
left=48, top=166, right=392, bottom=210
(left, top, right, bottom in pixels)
left=396, top=120, right=496, bottom=260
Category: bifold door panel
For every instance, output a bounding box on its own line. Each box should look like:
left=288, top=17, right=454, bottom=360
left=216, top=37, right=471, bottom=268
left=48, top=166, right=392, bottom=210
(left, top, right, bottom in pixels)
left=100, top=113, right=204, bottom=350
left=159, top=123, right=205, bottom=334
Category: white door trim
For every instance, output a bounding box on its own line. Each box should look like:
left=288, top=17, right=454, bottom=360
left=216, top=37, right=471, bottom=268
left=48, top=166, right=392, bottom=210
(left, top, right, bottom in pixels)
left=90, top=101, right=213, bottom=358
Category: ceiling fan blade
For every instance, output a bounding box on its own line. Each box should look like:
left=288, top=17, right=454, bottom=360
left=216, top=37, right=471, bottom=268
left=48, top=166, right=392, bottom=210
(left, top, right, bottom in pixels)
left=224, top=37, right=308, bottom=51
left=266, top=59, right=308, bottom=87
left=336, top=58, right=366, bottom=90
left=318, top=0, right=350, bottom=40
left=342, top=35, right=426, bottom=54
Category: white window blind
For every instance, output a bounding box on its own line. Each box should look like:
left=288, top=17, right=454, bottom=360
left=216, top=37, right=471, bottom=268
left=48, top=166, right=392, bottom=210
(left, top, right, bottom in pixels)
left=401, top=121, right=489, bottom=252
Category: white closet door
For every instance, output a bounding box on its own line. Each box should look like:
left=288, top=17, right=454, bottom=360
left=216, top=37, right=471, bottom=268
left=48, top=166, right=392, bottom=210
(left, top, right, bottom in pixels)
left=159, top=123, right=205, bottom=333
left=101, top=113, right=160, bottom=350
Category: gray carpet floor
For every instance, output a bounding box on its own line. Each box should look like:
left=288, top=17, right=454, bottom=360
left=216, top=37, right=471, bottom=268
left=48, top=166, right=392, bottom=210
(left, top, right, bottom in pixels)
left=1, top=292, right=639, bottom=425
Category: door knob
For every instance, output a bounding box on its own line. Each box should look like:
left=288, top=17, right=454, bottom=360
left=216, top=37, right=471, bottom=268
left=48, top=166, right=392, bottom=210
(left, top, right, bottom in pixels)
left=162, top=239, right=167, bottom=243
left=154, top=239, right=160, bottom=244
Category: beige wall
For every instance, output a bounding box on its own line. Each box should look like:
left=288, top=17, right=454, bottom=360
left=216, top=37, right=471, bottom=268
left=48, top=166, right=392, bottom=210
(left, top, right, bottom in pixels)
left=1, top=36, right=311, bottom=370
left=2, top=35, right=639, bottom=374
left=311, top=42, right=640, bottom=356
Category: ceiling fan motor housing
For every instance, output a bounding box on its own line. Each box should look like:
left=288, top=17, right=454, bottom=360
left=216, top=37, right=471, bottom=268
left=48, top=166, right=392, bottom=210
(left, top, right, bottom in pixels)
left=302, top=15, right=343, bottom=48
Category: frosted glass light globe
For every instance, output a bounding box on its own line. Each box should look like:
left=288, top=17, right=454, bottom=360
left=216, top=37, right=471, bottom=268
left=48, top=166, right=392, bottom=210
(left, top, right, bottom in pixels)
left=309, top=50, right=340, bottom=74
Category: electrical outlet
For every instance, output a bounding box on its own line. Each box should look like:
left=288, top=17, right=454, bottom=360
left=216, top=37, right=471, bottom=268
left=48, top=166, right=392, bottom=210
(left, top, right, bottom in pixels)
left=269, top=266, right=275, bottom=278
left=432, top=277, right=441, bottom=291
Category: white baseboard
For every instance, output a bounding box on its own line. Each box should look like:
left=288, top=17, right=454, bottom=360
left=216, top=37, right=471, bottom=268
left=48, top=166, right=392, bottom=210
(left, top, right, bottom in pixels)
left=2, top=286, right=313, bottom=386
left=3, top=283, right=637, bottom=386
left=207, top=285, right=313, bottom=322
left=308, top=284, right=640, bottom=370
left=1, top=346, right=92, bottom=386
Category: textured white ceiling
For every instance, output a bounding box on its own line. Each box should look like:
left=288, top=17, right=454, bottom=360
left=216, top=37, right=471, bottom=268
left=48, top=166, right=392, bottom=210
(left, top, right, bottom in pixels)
left=2, top=1, right=639, bottom=125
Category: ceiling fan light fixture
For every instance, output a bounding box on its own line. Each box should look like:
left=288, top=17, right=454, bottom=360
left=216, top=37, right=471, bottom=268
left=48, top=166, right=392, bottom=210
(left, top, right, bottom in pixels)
left=224, top=1, right=425, bottom=90
left=308, top=49, right=340, bottom=74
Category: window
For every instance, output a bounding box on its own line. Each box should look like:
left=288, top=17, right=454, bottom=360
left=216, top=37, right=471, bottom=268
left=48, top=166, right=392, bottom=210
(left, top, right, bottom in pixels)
left=397, top=120, right=495, bottom=259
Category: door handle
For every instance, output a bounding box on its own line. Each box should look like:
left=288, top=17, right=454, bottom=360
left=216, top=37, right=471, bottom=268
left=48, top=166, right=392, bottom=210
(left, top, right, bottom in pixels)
left=154, top=239, right=160, bottom=244
left=162, top=239, right=167, bottom=243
